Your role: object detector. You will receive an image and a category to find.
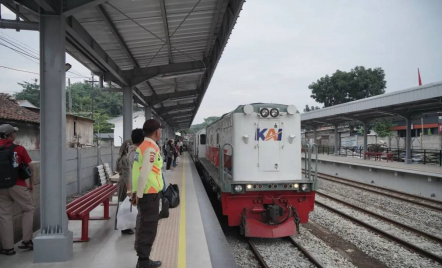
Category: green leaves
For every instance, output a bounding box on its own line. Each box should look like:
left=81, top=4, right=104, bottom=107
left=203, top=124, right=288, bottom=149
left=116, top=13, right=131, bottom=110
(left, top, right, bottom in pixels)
left=309, top=66, right=386, bottom=107
left=371, top=120, right=395, bottom=137
left=15, top=79, right=40, bottom=107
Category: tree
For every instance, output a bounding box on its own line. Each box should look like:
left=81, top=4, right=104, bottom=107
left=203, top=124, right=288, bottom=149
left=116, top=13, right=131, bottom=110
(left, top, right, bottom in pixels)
left=188, top=116, right=220, bottom=134
left=309, top=66, right=386, bottom=107
left=14, top=79, right=40, bottom=107
left=371, top=120, right=395, bottom=137
left=303, top=105, right=321, bottom=112
left=93, top=112, right=113, bottom=134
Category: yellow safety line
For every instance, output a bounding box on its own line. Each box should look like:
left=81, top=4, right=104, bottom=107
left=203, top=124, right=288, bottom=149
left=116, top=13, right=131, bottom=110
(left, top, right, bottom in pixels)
left=178, top=157, right=186, bottom=268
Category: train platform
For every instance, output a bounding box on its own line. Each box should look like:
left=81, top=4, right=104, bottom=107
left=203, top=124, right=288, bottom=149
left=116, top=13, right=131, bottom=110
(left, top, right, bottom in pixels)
left=306, top=154, right=442, bottom=178
left=302, top=154, right=442, bottom=200
left=0, top=153, right=237, bottom=268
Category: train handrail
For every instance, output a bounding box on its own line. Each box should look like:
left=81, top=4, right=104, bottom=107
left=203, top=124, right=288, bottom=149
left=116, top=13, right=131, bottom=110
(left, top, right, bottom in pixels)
left=307, top=143, right=318, bottom=181
left=220, top=143, right=234, bottom=182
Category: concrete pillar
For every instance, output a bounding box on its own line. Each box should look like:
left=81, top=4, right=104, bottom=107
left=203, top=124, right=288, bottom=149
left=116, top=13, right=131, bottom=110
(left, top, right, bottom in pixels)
left=405, top=118, right=412, bottom=164
left=334, top=125, right=339, bottom=155
left=34, top=4, right=73, bottom=262
left=144, top=106, right=152, bottom=121
left=313, top=128, right=317, bottom=145
left=123, top=87, right=133, bottom=142
left=363, top=122, right=368, bottom=158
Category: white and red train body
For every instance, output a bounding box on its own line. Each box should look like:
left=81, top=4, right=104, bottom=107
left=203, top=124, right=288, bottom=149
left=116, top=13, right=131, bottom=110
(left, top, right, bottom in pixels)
left=189, top=103, right=317, bottom=238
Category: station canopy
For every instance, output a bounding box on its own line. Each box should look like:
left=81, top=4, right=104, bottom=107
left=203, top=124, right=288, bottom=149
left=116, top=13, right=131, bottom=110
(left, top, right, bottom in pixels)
left=301, top=82, right=442, bottom=128
left=3, top=0, right=245, bottom=129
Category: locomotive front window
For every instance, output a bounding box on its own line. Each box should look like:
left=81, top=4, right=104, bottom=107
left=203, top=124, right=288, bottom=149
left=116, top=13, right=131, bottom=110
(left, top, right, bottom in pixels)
left=200, top=134, right=206, bottom=145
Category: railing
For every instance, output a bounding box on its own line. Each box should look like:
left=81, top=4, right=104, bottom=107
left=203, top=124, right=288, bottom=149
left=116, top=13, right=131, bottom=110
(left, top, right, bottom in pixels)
left=304, top=145, right=442, bottom=166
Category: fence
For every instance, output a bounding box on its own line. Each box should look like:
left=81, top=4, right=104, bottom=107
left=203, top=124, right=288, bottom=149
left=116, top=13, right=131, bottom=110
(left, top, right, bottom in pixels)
left=28, top=146, right=120, bottom=196
left=309, top=145, right=442, bottom=166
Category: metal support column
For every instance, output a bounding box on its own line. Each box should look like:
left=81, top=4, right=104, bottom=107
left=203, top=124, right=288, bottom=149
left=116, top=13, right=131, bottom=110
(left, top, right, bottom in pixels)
left=123, top=86, right=133, bottom=141
left=313, top=128, right=317, bottom=144
left=145, top=106, right=152, bottom=121
left=334, top=125, right=339, bottom=155
left=363, top=122, right=368, bottom=158
left=34, top=2, right=73, bottom=262
left=405, top=118, right=412, bottom=164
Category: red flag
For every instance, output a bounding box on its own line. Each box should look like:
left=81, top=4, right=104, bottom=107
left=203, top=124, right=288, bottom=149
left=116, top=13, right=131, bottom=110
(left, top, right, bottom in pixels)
left=418, top=68, right=422, bottom=86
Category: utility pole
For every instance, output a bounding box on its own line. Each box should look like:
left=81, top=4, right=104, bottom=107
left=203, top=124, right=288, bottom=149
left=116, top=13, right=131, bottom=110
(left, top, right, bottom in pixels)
left=68, top=78, right=72, bottom=113
left=86, top=75, right=99, bottom=119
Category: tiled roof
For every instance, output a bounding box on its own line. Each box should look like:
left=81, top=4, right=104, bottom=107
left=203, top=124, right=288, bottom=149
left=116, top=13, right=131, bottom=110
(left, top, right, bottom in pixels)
left=0, top=94, right=40, bottom=123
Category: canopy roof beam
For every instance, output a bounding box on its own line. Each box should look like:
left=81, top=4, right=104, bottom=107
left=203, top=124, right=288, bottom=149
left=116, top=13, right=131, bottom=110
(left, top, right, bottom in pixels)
left=158, top=0, right=173, bottom=64
left=96, top=4, right=139, bottom=68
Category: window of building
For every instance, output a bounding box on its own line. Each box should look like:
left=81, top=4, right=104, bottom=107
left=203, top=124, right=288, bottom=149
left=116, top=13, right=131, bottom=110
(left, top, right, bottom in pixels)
left=74, top=121, right=77, bottom=136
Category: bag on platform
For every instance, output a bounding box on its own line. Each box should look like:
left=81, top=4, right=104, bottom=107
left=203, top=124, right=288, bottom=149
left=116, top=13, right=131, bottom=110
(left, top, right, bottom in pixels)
left=164, top=183, right=180, bottom=208
left=116, top=197, right=138, bottom=230
left=159, top=197, right=170, bottom=219
left=0, top=145, right=18, bottom=189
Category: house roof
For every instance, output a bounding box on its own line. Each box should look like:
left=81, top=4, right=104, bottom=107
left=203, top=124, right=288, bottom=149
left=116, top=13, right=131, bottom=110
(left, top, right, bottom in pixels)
left=0, top=94, right=40, bottom=124
left=96, top=133, right=114, bottom=139
left=107, top=111, right=144, bottom=125
left=0, top=94, right=95, bottom=124
left=16, top=99, right=38, bottom=109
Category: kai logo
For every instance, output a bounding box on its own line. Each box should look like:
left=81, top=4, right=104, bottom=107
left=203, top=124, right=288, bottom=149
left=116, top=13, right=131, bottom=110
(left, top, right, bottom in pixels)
left=256, top=128, right=282, bottom=141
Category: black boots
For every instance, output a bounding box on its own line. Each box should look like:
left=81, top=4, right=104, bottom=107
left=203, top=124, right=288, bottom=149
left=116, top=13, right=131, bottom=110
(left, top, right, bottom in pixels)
left=136, top=259, right=162, bottom=268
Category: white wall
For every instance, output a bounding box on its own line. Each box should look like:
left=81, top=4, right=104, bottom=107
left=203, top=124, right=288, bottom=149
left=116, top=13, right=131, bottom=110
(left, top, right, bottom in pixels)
left=113, top=114, right=146, bottom=146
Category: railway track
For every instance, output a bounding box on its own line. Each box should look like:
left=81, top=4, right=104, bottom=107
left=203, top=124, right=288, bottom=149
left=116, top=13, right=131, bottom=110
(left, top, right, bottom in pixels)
left=316, top=191, right=442, bottom=244
left=245, top=237, right=325, bottom=268
left=315, top=200, right=442, bottom=265
left=307, top=170, right=442, bottom=212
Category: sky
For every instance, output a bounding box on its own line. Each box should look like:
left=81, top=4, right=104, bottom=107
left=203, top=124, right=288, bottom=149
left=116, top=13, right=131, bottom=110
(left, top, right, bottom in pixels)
left=1, top=0, right=441, bottom=125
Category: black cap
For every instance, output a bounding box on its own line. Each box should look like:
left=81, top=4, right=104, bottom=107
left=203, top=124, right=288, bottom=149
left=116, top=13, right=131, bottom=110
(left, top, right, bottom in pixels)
left=143, top=119, right=162, bottom=136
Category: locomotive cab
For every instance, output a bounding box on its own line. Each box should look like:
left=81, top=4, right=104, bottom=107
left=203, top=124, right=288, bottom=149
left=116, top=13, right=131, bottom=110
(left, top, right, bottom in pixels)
left=202, top=103, right=317, bottom=238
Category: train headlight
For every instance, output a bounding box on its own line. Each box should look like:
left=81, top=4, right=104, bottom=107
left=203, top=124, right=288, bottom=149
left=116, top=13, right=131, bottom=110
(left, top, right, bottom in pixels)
left=260, top=108, right=269, bottom=117
left=270, top=108, right=279, bottom=118
left=301, top=184, right=309, bottom=191
left=234, top=185, right=243, bottom=193
left=293, top=183, right=299, bottom=189
left=247, top=184, right=252, bottom=190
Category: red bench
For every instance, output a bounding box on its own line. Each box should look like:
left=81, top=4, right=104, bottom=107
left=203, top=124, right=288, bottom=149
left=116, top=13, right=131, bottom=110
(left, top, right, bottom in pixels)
left=66, top=184, right=117, bottom=242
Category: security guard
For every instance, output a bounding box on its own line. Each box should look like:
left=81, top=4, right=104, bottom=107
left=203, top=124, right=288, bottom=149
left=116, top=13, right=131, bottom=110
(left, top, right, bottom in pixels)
left=131, top=119, right=164, bottom=268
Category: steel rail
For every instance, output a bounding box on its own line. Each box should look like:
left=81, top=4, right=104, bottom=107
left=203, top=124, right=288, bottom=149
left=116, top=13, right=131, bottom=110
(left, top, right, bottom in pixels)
left=245, top=238, right=269, bottom=268
left=315, top=171, right=442, bottom=205
left=316, top=201, right=442, bottom=264
left=313, top=172, right=442, bottom=212
left=317, top=191, right=442, bottom=244
left=286, top=236, right=325, bottom=268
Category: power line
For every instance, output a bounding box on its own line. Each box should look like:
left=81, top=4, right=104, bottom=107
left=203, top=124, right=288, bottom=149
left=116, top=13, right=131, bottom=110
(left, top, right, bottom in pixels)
left=0, top=32, right=39, bottom=55
left=0, top=65, right=39, bottom=75
left=0, top=35, right=89, bottom=78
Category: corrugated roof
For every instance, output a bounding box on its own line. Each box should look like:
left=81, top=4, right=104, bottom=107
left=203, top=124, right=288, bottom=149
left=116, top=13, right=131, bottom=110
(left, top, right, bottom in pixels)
left=301, top=82, right=442, bottom=127
left=4, top=0, right=245, bottom=129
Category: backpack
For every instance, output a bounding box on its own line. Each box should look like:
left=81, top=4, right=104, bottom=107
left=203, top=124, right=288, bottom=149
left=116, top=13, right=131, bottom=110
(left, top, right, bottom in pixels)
left=0, top=145, right=18, bottom=189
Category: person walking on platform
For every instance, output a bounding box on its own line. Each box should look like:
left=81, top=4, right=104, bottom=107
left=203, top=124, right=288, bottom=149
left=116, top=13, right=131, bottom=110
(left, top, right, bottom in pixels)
left=131, top=119, right=164, bottom=268
left=115, top=139, right=134, bottom=235
left=166, top=139, right=174, bottom=171
left=179, top=140, right=183, bottom=155
left=0, top=124, right=34, bottom=256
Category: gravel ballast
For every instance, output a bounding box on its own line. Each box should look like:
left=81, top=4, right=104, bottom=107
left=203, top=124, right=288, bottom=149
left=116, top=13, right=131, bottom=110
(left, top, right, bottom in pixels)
left=291, top=225, right=356, bottom=268
left=311, top=205, right=442, bottom=268
left=252, top=238, right=315, bottom=268
left=319, top=179, right=442, bottom=232
left=317, top=195, right=442, bottom=257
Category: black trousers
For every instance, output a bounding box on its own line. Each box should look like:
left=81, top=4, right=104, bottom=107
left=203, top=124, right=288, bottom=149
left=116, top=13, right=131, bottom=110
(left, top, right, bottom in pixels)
left=166, top=157, right=172, bottom=170
left=135, top=193, right=160, bottom=260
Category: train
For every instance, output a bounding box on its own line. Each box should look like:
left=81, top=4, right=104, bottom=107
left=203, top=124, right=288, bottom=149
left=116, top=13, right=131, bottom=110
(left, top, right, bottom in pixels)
left=188, top=103, right=317, bottom=238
